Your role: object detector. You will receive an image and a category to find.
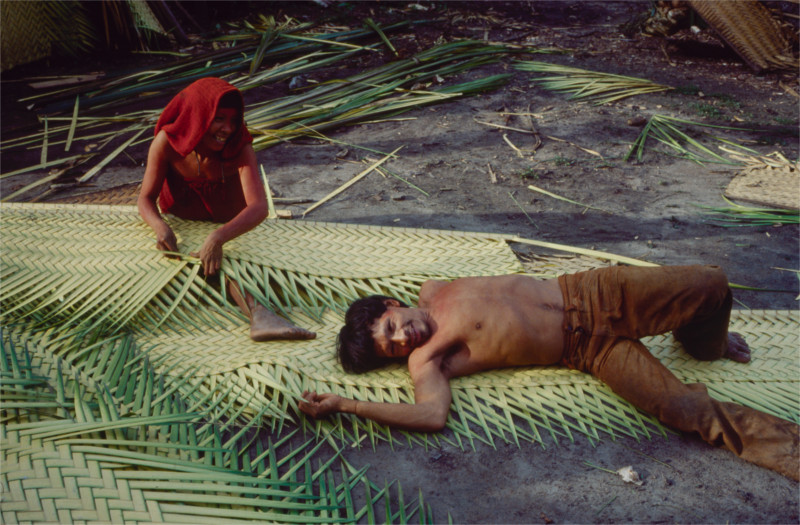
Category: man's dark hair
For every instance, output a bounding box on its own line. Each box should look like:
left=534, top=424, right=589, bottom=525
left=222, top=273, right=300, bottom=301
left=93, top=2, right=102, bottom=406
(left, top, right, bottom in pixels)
left=337, top=295, right=408, bottom=374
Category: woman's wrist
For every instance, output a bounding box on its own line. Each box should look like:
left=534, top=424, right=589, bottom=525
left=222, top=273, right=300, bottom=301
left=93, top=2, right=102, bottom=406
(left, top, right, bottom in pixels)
left=207, top=228, right=227, bottom=246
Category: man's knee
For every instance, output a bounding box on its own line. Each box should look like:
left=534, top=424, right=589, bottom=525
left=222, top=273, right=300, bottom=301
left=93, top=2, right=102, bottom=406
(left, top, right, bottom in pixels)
left=655, top=387, right=718, bottom=434
left=701, top=265, right=729, bottom=292
left=686, top=265, right=732, bottom=314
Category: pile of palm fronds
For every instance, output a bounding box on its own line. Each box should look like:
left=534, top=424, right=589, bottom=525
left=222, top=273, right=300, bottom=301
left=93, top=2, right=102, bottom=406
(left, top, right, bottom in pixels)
left=245, top=40, right=512, bottom=150
left=2, top=19, right=517, bottom=201
left=516, top=61, right=673, bottom=105
left=19, top=16, right=414, bottom=115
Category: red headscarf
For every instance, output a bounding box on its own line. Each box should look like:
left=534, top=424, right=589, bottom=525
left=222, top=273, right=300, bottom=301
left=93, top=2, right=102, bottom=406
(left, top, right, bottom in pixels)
left=154, top=77, right=252, bottom=160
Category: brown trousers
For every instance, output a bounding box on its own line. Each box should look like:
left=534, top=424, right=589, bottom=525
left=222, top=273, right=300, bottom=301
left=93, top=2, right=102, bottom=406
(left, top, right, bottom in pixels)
left=558, top=265, right=799, bottom=480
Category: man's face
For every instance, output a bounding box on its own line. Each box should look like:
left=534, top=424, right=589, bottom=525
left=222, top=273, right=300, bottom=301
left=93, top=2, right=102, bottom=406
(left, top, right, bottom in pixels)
left=370, top=304, right=431, bottom=359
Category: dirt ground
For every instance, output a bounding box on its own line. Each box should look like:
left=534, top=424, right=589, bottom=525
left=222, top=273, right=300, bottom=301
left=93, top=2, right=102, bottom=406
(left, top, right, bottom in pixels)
left=2, top=1, right=799, bottom=523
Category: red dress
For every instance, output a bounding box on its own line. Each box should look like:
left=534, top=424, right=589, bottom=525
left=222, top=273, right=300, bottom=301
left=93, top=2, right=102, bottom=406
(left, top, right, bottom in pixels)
left=157, top=167, right=247, bottom=223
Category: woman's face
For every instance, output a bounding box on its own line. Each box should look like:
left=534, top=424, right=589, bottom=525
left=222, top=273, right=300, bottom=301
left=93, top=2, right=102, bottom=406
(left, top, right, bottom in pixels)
left=200, top=107, right=239, bottom=152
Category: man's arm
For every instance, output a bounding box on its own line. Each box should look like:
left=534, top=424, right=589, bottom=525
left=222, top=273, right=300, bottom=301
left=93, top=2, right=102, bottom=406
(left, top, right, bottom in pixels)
left=299, top=355, right=452, bottom=432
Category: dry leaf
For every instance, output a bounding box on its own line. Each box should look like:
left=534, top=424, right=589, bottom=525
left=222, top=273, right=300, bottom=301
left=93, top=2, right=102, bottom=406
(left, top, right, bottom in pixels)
left=616, top=465, right=643, bottom=485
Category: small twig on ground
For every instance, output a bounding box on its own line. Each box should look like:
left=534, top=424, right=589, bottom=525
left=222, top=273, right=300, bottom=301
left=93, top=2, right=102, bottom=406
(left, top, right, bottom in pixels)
left=545, top=135, right=603, bottom=158
left=583, top=461, right=616, bottom=474
left=524, top=103, right=542, bottom=152
left=474, top=118, right=535, bottom=135
left=618, top=442, right=677, bottom=471
left=779, top=81, right=799, bottom=99
left=487, top=163, right=497, bottom=183
left=659, top=42, right=677, bottom=67
left=375, top=165, right=429, bottom=196
left=503, top=134, right=528, bottom=158
left=528, top=184, right=612, bottom=214
left=594, top=495, right=618, bottom=517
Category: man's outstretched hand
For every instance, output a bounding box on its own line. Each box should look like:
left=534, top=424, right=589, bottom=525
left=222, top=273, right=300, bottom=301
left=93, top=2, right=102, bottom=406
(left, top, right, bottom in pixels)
left=299, top=391, right=353, bottom=419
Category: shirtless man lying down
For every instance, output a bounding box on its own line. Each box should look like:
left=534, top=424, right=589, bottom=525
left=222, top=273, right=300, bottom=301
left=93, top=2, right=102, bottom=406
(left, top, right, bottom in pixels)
left=299, top=265, right=799, bottom=480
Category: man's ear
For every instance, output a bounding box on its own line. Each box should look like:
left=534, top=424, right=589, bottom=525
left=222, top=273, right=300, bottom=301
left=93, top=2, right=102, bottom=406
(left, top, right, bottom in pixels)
left=383, top=298, right=403, bottom=308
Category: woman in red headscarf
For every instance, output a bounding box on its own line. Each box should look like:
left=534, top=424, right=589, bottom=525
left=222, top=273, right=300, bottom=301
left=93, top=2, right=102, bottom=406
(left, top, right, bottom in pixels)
left=138, top=77, right=315, bottom=341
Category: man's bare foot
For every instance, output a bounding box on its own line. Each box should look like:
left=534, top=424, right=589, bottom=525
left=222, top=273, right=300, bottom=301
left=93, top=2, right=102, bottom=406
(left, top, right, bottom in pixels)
left=250, top=304, right=316, bottom=342
left=725, top=332, right=751, bottom=363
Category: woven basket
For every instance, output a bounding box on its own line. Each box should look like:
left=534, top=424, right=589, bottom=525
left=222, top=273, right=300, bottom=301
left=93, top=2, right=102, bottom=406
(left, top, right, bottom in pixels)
left=689, top=0, right=798, bottom=71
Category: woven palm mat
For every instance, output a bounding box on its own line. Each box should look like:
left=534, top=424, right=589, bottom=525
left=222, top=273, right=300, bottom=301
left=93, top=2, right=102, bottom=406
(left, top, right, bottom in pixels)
left=725, top=159, right=800, bottom=210
left=3, top=202, right=798, bottom=443
left=49, top=182, right=143, bottom=206
left=2, top=202, right=799, bottom=523
left=133, top=308, right=800, bottom=447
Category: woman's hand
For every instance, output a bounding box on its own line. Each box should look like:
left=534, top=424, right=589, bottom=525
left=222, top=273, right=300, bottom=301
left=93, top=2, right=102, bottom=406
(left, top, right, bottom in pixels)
left=198, top=231, right=224, bottom=276
left=299, top=391, right=348, bottom=419
left=155, top=223, right=178, bottom=253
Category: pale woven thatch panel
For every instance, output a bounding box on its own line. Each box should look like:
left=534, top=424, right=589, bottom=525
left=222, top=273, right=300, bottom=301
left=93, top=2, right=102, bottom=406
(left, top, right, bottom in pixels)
left=2, top=203, right=521, bottom=279
left=1, top=203, right=522, bottom=331
left=174, top=216, right=522, bottom=278
left=0, top=427, right=387, bottom=524
left=2, top=203, right=799, bottom=524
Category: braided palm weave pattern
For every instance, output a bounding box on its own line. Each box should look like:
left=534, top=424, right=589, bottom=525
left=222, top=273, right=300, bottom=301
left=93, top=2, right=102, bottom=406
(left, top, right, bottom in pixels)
left=1, top=203, right=798, bottom=522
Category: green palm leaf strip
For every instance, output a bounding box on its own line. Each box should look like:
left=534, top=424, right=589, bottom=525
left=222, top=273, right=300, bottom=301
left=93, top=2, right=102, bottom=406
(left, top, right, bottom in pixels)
left=694, top=196, right=799, bottom=226
left=364, top=17, right=398, bottom=56
left=516, top=60, right=673, bottom=104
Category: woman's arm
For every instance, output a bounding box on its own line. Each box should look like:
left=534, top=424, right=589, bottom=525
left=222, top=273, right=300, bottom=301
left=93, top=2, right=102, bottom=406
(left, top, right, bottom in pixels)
left=138, top=131, right=178, bottom=252
left=197, top=144, right=268, bottom=275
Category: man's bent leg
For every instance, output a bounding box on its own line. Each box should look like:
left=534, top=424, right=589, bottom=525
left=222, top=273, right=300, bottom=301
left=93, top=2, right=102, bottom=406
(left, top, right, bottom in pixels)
left=226, top=278, right=316, bottom=341
left=566, top=265, right=735, bottom=360
left=591, top=337, right=799, bottom=480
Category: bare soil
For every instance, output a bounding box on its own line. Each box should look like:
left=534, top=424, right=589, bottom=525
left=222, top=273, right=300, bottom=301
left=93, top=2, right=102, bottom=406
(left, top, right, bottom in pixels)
left=2, top=2, right=798, bottom=523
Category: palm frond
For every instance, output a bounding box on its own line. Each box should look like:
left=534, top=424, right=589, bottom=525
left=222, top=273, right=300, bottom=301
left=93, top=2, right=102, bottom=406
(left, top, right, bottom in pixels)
left=694, top=196, right=799, bottom=226
left=625, top=114, right=760, bottom=164
left=0, top=318, right=435, bottom=523
left=516, top=61, right=673, bottom=105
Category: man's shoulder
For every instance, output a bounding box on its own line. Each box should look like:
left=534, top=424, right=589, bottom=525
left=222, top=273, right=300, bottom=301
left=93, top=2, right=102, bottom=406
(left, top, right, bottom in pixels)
left=419, top=279, right=449, bottom=305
